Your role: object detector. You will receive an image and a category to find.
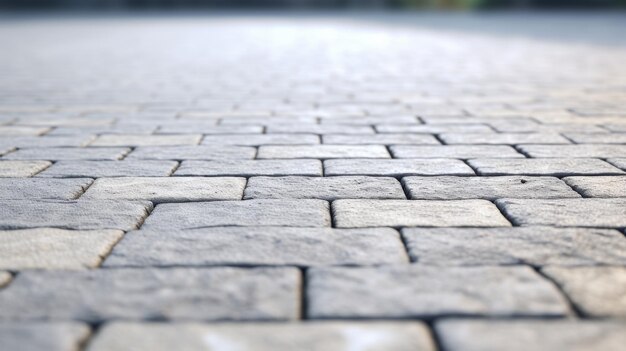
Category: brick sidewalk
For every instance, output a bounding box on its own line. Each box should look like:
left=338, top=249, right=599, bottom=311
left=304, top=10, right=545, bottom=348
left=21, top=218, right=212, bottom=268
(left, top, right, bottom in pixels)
left=0, top=13, right=625, bottom=351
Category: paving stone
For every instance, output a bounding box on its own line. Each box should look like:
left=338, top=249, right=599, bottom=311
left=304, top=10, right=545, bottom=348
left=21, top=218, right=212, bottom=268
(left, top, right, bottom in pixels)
left=0, top=322, right=90, bottom=351
left=244, top=176, right=405, bottom=200
left=0, top=136, right=95, bottom=148
left=16, top=117, right=114, bottom=127
left=126, top=145, right=256, bottom=160
left=564, top=133, right=626, bottom=144
left=0, top=126, right=50, bottom=136
left=324, top=159, right=474, bottom=176
left=0, top=228, right=123, bottom=270
left=267, top=124, right=374, bottom=134
left=91, top=134, right=202, bottom=146
left=48, top=125, right=157, bottom=135
left=542, top=266, right=626, bottom=317
left=440, top=133, right=570, bottom=144
left=38, top=160, right=178, bottom=178
left=436, top=320, right=626, bottom=351
left=0, top=268, right=300, bottom=322
left=563, top=176, right=626, bottom=197
left=202, top=134, right=319, bottom=146
left=307, top=266, right=568, bottom=318
left=332, top=199, right=510, bottom=227
left=3, top=147, right=130, bottom=161
left=158, top=125, right=263, bottom=134
left=391, top=145, right=524, bottom=158
left=143, top=200, right=330, bottom=230
left=219, top=117, right=316, bottom=125
left=175, top=160, right=322, bottom=176
left=0, top=178, right=93, bottom=199
left=321, top=115, right=420, bottom=124
left=376, top=124, right=493, bottom=133
left=82, top=177, right=245, bottom=202
left=105, top=227, right=407, bottom=267
left=403, top=176, right=579, bottom=200
left=258, top=145, right=390, bottom=159
left=88, top=321, right=434, bottom=351
left=468, top=158, right=623, bottom=176
left=486, top=120, right=608, bottom=133
left=322, top=134, right=439, bottom=145
left=0, top=161, right=51, bottom=177
left=518, top=144, right=626, bottom=158
left=608, top=158, right=626, bottom=170
left=496, top=198, right=626, bottom=227
left=403, top=227, right=626, bottom=266
left=0, top=200, right=152, bottom=230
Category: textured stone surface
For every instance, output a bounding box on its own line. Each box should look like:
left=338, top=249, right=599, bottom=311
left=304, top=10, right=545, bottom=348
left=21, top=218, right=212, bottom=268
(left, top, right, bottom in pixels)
left=322, top=134, right=439, bottom=145
left=0, top=200, right=152, bottom=230
left=608, top=158, right=626, bottom=170
left=0, top=228, right=124, bottom=269
left=0, top=323, right=90, bottom=351
left=391, top=145, right=524, bottom=158
left=244, top=176, right=405, bottom=200
left=91, top=134, right=202, bottom=146
left=258, top=145, right=390, bottom=159
left=307, top=266, right=568, bottom=318
left=0, top=178, right=93, bottom=199
left=267, top=124, right=374, bottom=134
left=143, top=200, right=330, bottom=229
left=0, top=136, right=95, bottom=148
left=105, top=227, right=407, bottom=267
left=564, top=133, right=626, bottom=144
left=440, top=132, right=570, bottom=144
left=403, top=227, right=626, bottom=266
left=376, top=124, right=492, bottom=133
left=82, top=177, right=245, bottom=202
left=333, top=199, right=510, bottom=227
left=88, top=321, right=435, bottom=351
left=563, top=176, right=626, bottom=197
left=126, top=145, right=256, bottom=160
left=175, top=160, right=322, bottom=176
left=324, top=159, right=474, bottom=176
left=202, top=134, right=320, bottom=145
left=158, top=125, right=263, bottom=134
left=468, top=158, right=623, bottom=176
left=3, top=147, right=130, bottom=161
left=436, top=320, right=626, bottom=351
left=403, top=176, right=579, bottom=200
left=38, top=160, right=178, bottom=178
left=0, top=126, right=50, bottom=136
left=518, top=144, right=626, bottom=158
left=0, top=268, right=300, bottom=322
left=496, top=198, right=626, bottom=227
left=542, top=266, right=626, bottom=317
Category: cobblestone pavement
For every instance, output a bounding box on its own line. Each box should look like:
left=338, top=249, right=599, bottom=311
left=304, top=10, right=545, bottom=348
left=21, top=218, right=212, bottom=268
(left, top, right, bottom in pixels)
left=1, top=12, right=626, bottom=351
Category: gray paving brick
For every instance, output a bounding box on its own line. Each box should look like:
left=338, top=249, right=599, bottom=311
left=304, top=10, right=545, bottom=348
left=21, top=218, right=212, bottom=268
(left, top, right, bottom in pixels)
left=440, top=133, right=570, bottom=144
left=376, top=124, right=492, bottom=133
left=244, top=176, right=405, bottom=200
left=307, top=266, right=568, bottom=319
left=403, top=176, right=580, bottom=200
left=258, top=145, right=389, bottom=159
left=0, top=161, right=51, bottom=177
left=403, top=227, right=626, bottom=266
left=82, top=177, right=245, bottom=202
left=0, top=136, right=95, bottom=148
left=267, top=124, right=374, bottom=134
left=486, top=120, right=608, bottom=133
left=105, top=227, right=407, bottom=267
left=391, top=145, right=524, bottom=158
left=0, top=268, right=300, bottom=322
left=175, top=160, right=322, bottom=176
left=126, top=145, right=256, bottom=160
left=332, top=199, right=510, bottom=228
left=608, top=158, right=626, bottom=170
left=468, top=158, right=623, bottom=176
left=321, top=115, right=419, bottom=124
left=158, top=125, right=263, bottom=134
left=0, top=178, right=93, bottom=199
left=143, top=200, right=330, bottom=230
left=0, top=228, right=123, bottom=270
left=91, top=134, right=202, bottom=146
left=37, top=160, right=178, bottom=178
left=48, top=125, right=156, bottom=135
left=16, top=117, right=114, bottom=127
left=0, top=126, right=50, bottom=136
left=564, top=133, right=626, bottom=144
left=563, top=176, right=626, bottom=197
left=322, top=134, right=439, bottom=145
left=436, top=320, right=626, bottom=351
left=3, top=147, right=130, bottom=161
left=219, top=117, right=316, bottom=125
left=496, top=198, right=626, bottom=227
left=202, top=134, right=319, bottom=146
left=324, top=159, right=474, bottom=176
left=88, top=321, right=434, bottom=351
left=0, top=200, right=152, bottom=230
left=519, top=144, right=626, bottom=158
left=542, top=266, right=626, bottom=318
left=0, top=322, right=90, bottom=351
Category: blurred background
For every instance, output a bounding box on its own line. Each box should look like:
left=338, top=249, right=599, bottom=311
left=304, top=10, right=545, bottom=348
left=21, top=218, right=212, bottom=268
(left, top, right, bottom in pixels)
left=1, top=0, right=625, bottom=10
